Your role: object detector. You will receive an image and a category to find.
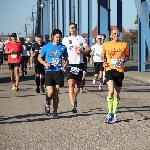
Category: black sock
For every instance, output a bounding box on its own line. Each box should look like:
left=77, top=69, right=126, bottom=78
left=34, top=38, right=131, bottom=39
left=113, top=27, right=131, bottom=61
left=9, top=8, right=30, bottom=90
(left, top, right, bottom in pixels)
left=40, top=77, right=45, bottom=88
left=36, top=77, right=40, bottom=89
left=46, top=94, right=51, bottom=105
left=81, top=78, right=85, bottom=88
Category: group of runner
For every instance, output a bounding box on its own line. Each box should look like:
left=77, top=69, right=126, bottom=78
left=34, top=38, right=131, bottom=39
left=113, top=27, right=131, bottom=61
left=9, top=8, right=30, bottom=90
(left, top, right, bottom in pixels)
left=2, top=23, right=129, bottom=122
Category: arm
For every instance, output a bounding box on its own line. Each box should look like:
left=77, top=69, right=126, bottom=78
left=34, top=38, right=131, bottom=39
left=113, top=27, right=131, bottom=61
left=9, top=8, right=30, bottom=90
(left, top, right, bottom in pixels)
left=82, top=37, right=91, bottom=54
left=5, top=43, right=13, bottom=54
left=62, top=47, right=69, bottom=71
left=38, top=45, right=50, bottom=68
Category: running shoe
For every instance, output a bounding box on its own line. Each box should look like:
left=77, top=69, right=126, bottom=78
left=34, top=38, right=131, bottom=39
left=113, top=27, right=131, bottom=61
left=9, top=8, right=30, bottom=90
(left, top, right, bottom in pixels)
left=105, top=113, right=113, bottom=123
left=112, top=114, right=119, bottom=123
left=45, top=104, right=50, bottom=115
left=53, top=111, right=58, bottom=118
left=71, top=106, right=77, bottom=113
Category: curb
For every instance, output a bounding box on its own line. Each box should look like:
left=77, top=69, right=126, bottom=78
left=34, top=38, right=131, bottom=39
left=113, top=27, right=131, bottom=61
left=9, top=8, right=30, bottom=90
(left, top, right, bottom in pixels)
left=125, top=72, right=150, bottom=83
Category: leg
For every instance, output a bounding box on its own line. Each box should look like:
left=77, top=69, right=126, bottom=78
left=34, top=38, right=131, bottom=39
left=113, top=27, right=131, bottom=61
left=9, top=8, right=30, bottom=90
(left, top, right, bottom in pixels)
left=14, top=64, right=20, bottom=90
left=80, top=70, right=87, bottom=92
left=98, top=62, right=104, bottom=90
left=93, top=62, right=99, bottom=84
left=40, top=74, right=45, bottom=93
left=112, top=72, right=124, bottom=122
left=53, top=85, right=59, bottom=112
left=98, top=71, right=103, bottom=90
left=21, top=59, right=24, bottom=76
left=105, top=70, right=115, bottom=123
left=45, top=86, right=54, bottom=115
left=68, top=79, right=75, bottom=106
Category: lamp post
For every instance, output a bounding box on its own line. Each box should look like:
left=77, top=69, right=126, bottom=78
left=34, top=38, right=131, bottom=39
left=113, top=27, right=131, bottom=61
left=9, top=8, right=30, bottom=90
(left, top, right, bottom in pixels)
left=40, top=0, right=55, bottom=31
left=24, top=24, right=27, bottom=38
left=30, top=4, right=37, bottom=39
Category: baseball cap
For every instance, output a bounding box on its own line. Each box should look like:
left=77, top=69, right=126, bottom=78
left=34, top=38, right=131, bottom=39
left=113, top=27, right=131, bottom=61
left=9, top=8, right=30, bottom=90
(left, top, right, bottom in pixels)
left=26, top=38, right=30, bottom=41
left=96, top=35, right=101, bottom=40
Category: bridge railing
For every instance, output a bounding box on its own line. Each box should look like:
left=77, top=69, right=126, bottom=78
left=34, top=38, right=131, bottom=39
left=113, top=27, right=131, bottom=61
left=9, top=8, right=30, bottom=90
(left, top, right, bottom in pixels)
left=128, top=43, right=150, bottom=61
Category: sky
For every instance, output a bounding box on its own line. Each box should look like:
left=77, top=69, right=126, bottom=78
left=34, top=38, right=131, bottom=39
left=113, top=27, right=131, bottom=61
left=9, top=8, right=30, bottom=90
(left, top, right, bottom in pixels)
left=0, top=0, right=137, bottom=37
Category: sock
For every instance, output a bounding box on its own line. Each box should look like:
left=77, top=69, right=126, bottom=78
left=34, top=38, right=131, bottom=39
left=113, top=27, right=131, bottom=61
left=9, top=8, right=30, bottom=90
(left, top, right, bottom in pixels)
left=103, top=72, right=106, bottom=81
left=40, top=77, right=45, bottom=88
left=107, top=97, right=113, bottom=114
left=46, top=94, right=51, bottom=105
left=81, top=78, right=85, bottom=88
left=36, top=77, right=40, bottom=89
left=113, top=98, right=120, bottom=113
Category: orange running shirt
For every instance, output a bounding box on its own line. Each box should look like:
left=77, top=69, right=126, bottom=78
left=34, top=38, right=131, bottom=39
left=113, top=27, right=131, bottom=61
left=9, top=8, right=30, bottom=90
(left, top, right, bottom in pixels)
left=102, top=41, right=129, bottom=72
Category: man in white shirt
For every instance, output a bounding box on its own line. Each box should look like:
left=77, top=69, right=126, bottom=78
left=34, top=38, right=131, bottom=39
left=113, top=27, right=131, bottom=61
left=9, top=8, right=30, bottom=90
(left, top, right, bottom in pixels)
left=0, top=37, right=4, bottom=68
left=20, top=37, right=28, bottom=76
left=62, top=23, right=91, bottom=113
left=90, top=34, right=105, bottom=90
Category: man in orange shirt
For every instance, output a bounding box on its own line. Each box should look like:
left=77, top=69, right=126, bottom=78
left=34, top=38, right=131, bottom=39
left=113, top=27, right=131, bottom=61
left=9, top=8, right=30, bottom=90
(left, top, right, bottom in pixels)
left=5, top=33, right=23, bottom=91
left=102, top=27, right=129, bottom=123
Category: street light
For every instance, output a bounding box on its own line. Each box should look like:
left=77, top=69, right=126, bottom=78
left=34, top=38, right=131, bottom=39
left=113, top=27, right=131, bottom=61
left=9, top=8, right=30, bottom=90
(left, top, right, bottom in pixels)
left=41, top=0, right=55, bottom=31
left=30, top=3, right=45, bottom=38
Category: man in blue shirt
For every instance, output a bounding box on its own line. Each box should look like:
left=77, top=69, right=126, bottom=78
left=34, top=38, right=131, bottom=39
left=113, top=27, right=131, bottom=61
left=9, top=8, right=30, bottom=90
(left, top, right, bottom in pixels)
left=38, top=29, right=68, bottom=118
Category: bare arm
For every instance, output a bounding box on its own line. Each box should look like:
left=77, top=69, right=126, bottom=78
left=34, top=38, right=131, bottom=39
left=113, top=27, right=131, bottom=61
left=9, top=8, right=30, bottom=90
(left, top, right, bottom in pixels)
left=82, top=45, right=91, bottom=55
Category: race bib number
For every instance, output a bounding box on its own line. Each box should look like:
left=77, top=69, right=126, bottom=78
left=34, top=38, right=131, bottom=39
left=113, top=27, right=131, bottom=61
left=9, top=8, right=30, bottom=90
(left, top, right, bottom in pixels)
left=111, top=59, right=122, bottom=68
left=51, top=58, right=61, bottom=66
left=70, top=67, right=80, bottom=75
left=11, top=53, right=17, bottom=58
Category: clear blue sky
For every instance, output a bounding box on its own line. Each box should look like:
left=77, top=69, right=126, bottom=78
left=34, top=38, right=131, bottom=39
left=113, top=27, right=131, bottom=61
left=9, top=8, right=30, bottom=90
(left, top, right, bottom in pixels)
left=0, top=0, right=137, bottom=37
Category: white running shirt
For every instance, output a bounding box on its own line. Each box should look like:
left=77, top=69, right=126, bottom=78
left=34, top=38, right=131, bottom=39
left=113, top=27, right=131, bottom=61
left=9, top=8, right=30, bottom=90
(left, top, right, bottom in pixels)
left=62, top=35, right=88, bottom=64
left=91, top=43, right=103, bottom=62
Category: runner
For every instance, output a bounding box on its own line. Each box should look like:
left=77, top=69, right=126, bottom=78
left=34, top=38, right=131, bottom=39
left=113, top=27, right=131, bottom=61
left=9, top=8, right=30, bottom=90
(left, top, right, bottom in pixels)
left=102, top=27, right=129, bottom=123
left=4, top=35, right=11, bottom=61
left=44, top=34, right=50, bottom=44
left=0, top=37, right=4, bottom=68
left=31, top=34, right=45, bottom=93
left=20, top=37, right=28, bottom=76
left=30, top=36, right=38, bottom=69
left=62, top=23, right=91, bottom=113
left=38, top=29, right=68, bottom=118
left=5, top=33, right=23, bottom=91
left=90, top=35, right=105, bottom=90
left=25, top=38, right=32, bottom=69
left=80, top=53, right=90, bottom=93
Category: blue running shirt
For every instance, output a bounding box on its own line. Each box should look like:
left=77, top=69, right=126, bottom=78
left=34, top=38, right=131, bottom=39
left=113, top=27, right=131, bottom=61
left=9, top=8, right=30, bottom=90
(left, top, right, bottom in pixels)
left=40, top=42, right=68, bottom=72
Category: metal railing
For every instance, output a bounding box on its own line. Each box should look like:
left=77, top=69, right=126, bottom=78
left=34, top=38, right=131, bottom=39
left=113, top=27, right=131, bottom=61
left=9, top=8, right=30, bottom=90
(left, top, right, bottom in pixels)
left=128, top=43, right=150, bottom=61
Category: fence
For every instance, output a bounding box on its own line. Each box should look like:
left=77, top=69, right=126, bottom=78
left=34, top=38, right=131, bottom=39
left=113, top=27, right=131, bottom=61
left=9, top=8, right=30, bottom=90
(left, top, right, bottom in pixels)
left=128, top=43, right=150, bottom=61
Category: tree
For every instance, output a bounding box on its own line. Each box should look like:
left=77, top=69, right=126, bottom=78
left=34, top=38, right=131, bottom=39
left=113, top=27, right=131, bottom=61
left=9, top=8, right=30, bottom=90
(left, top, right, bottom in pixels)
left=122, top=14, right=138, bottom=43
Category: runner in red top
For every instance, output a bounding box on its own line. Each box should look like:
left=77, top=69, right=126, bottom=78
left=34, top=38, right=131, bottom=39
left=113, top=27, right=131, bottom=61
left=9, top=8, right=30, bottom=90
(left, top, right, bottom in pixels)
left=5, top=33, right=23, bottom=91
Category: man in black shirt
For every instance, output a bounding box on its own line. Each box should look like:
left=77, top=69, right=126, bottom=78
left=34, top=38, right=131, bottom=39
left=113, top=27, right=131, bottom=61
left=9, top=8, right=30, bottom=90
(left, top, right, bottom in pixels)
left=31, top=34, right=45, bottom=93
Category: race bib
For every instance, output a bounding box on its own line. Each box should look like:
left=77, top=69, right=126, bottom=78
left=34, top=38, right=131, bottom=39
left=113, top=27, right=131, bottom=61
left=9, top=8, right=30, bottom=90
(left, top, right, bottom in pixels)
left=70, top=67, right=80, bottom=75
left=51, top=58, right=61, bottom=66
left=111, top=59, right=122, bottom=68
left=11, top=53, right=17, bottom=58
left=27, top=51, right=30, bottom=56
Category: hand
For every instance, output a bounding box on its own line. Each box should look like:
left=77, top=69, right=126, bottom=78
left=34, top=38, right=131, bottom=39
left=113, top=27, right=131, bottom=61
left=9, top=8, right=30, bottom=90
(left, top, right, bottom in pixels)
left=43, top=62, right=50, bottom=68
left=75, top=48, right=81, bottom=55
left=10, top=48, right=14, bottom=53
left=120, top=57, right=124, bottom=62
left=90, top=61, right=93, bottom=65
left=103, top=62, right=109, bottom=67
left=62, top=66, right=66, bottom=72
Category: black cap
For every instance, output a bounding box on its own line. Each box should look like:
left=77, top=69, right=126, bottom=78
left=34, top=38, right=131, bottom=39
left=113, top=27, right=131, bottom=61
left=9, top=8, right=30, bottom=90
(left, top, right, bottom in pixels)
left=11, top=33, right=17, bottom=37
left=45, top=34, right=49, bottom=38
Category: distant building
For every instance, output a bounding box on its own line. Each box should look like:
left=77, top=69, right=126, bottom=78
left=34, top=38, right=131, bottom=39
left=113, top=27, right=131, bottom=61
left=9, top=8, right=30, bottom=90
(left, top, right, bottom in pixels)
left=82, top=25, right=130, bottom=43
